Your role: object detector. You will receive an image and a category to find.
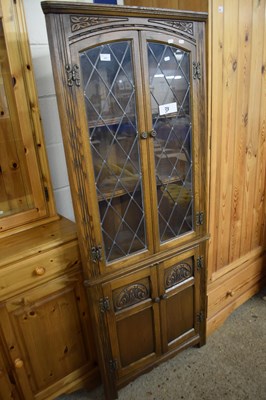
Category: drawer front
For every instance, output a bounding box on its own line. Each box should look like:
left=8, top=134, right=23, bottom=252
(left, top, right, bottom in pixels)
left=0, top=241, right=80, bottom=300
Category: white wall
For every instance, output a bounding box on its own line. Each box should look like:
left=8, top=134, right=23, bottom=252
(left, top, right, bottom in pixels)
left=23, top=0, right=124, bottom=221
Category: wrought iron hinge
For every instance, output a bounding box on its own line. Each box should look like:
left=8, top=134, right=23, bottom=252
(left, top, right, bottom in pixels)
left=109, top=359, right=118, bottom=373
left=196, top=311, right=204, bottom=324
left=91, top=246, right=102, bottom=263
left=65, top=64, right=80, bottom=87
left=193, top=62, right=201, bottom=80
left=44, top=186, right=49, bottom=201
left=196, top=211, right=204, bottom=226
left=197, top=256, right=204, bottom=270
left=100, top=297, right=110, bottom=313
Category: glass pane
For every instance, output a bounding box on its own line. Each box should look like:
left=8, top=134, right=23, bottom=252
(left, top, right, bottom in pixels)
left=80, top=41, right=146, bottom=263
left=147, top=42, right=194, bottom=243
left=0, top=22, right=34, bottom=218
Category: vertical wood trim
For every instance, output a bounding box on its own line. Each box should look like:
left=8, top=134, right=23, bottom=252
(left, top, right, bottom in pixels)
left=138, top=31, right=160, bottom=253
left=216, top=0, right=239, bottom=269
left=228, top=1, right=253, bottom=262
left=208, top=0, right=224, bottom=276
left=14, top=0, right=57, bottom=218
left=240, top=0, right=265, bottom=256
left=251, top=0, right=266, bottom=249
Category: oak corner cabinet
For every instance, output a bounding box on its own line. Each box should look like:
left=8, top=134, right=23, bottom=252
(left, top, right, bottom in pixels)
left=42, top=3, right=208, bottom=399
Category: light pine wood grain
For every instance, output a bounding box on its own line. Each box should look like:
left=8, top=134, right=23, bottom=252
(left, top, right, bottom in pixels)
left=228, top=1, right=253, bottom=263
left=251, top=5, right=266, bottom=249
left=240, top=0, right=265, bottom=256
left=209, top=0, right=266, bottom=274
left=124, top=0, right=208, bottom=12
left=216, top=0, right=239, bottom=270
left=0, top=0, right=57, bottom=235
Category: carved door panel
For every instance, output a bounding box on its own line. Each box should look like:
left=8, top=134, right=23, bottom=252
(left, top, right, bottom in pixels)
left=158, top=248, right=203, bottom=353
left=0, top=272, right=97, bottom=400
left=102, top=266, right=161, bottom=381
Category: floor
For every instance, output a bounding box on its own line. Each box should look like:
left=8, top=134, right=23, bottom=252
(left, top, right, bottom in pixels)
left=56, top=287, right=266, bottom=400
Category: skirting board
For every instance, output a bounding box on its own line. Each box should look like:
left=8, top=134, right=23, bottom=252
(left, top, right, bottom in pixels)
left=206, top=249, right=266, bottom=336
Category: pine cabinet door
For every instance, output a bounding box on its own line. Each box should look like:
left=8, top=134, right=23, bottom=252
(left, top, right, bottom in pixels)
left=0, top=272, right=98, bottom=400
left=0, top=340, right=21, bottom=400
left=102, top=266, right=161, bottom=383
left=0, top=0, right=56, bottom=234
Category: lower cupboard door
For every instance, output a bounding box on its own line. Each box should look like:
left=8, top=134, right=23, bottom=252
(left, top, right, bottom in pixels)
left=103, top=268, right=161, bottom=381
left=159, top=248, right=202, bottom=353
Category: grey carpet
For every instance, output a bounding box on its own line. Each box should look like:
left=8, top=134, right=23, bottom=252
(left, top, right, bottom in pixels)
left=56, top=286, right=266, bottom=400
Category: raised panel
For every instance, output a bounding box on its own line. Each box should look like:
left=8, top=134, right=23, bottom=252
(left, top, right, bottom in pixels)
left=208, top=0, right=266, bottom=277
left=10, top=289, right=87, bottom=391
left=0, top=0, right=56, bottom=235
left=166, top=285, right=194, bottom=344
left=0, top=338, right=21, bottom=400
left=159, top=248, right=202, bottom=352
left=103, top=266, right=161, bottom=380
left=117, top=307, right=155, bottom=367
left=2, top=272, right=98, bottom=399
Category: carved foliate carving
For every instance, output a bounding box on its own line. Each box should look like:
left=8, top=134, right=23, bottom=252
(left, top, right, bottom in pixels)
left=114, top=283, right=150, bottom=311
left=70, top=15, right=126, bottom=32
left=165, top=262, right=193, bottom=289
left=171, top=21, right=194, bottom=35
left=71, top=16, right=108, bottom=31
left=149, top=20, right=194, bottom=36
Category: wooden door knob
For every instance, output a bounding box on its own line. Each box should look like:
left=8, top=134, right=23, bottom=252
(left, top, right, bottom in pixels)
left=227, top=290, right=235, bottom=297
left=35, top=266, right=46, bottom=276
left=14, top=358, right=24, bottom=369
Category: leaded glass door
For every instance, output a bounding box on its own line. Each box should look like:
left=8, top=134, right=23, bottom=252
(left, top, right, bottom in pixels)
left=70, top=32, right=154, bottom=271
left=141, top=32, right=201, bottom=252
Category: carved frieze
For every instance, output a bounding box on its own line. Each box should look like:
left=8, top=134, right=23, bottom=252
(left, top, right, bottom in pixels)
left=114, top=283, right=150, bottom=311
left=171, top=21, right=194, bottom=35
left=149, top=20, right=194, bottom=36
left=165, top=261, right=193, bottom=289
left=70, top=15, right=127, bottom=32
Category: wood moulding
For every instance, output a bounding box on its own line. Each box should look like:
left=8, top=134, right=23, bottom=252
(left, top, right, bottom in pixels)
left=207, top=248, right=266, bottom=335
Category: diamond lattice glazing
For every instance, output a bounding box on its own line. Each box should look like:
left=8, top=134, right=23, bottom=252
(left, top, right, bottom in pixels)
left=80, top=41, right=146, bottom=262
left=147, top=42, right=194, bottom=242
